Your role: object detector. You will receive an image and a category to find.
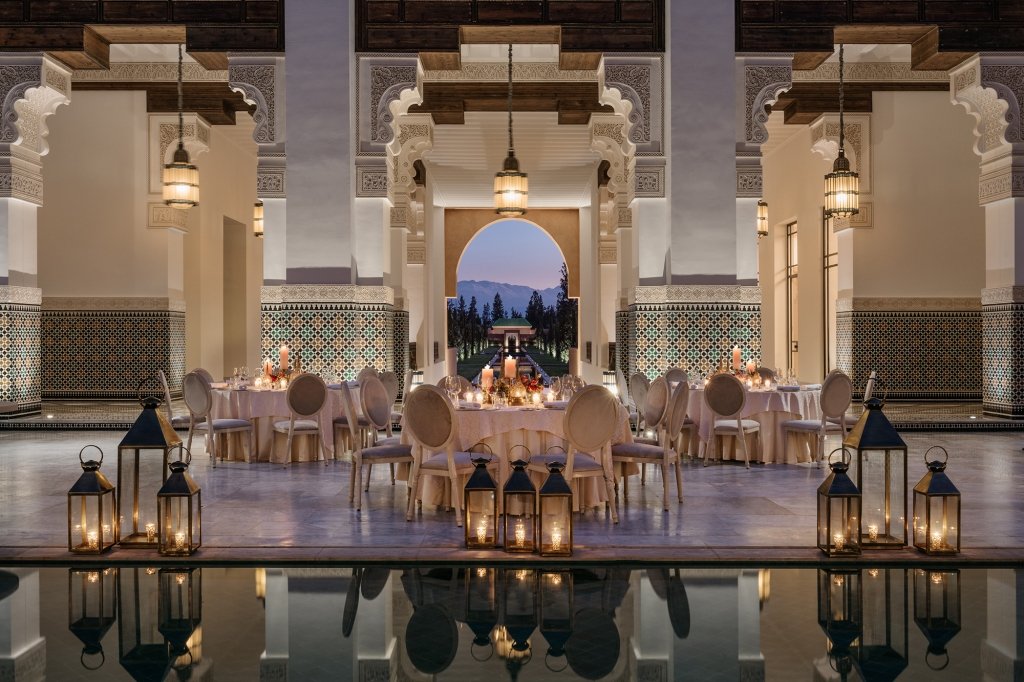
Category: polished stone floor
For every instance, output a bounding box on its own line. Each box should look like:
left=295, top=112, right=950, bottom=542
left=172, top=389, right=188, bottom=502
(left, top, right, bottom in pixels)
left=2, top=427, right=1023, bottom=563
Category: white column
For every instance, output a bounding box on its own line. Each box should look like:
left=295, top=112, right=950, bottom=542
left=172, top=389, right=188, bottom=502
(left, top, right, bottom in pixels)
left=0, top=569, right=45, bottom=681
left=982, top=569, right=1024, bottom=681
left=579, top=180, right=602, bottom=383
left=355, top=573, right=396, bottom=680
left=260, top=569, right=289, bottom=681
left=423, top=173, right=447, bottom=383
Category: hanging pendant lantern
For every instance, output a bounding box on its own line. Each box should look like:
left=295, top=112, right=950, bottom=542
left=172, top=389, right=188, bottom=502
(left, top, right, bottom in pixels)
left=757, top=200, right=769, bottom=239
left=824, top=43, right=859, bottom=220
left=253, top=200, right=264, bottom=238
left=494, top=43, right=528, bottom=217
left=163, top=44, right=199, bottom=209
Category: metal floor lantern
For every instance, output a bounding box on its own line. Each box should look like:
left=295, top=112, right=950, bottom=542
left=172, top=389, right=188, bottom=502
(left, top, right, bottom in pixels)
left=118, top=377, right=182, bottom=548
left=538, top=460, right=573, bottom=557
left=843, top=396, right=908, bottom=549
left=157, top=445, right=202, bottom=556
left=501, top=568, right=538, bottom=665
left=912, top=446, right=961, bottom=555
left=465, top=456, right=499, bottom=549
left=504, top=452, right=537, bottom=553
left=68, top=568, right=117, bottom=671
left=539, top=570, right=573, bottom=670
left=817, top=448, right=862, bottom=556
left=68, top=445, right=118, bottom=554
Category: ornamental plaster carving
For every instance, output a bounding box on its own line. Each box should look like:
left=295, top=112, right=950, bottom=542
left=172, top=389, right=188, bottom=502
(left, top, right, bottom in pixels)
left=358, top=55, right=420, bottom=155
left=0, top=56, right=71, bottom=159
left=423, top=62, right=596, bottom=82
left=370, top=65, right=417, bottom=144
left=0, top=64, right=43, bottom=144
left=42, top=296, right=185, bottom=311
left=794, top=62, right=947, bottom=83
left=949, top=56, right=1024, bottom=158
left=228, top=62, right=279, bottom=144
left=809, top=114, right=871, bottom=193
left=0, top=285, right=42, bottom=305
left=838, top=296, right=981, bottom=312
left=257, top=169, right=286, bottom=197
left=387, top=116, right=433, bottom=197
left=634, top=285, right=761, bottom=305
left=389, top=205, right=408, bottom=229
left=744, top=63, right=793, bottom=145
left=602, top=55, right=663, bottom=155
left=0, top=157, right=44, bottom=204
left=591, top=115, right=636, bottom=203
left=406, top=239, right=426, bottom=264
left=74, top=62, right=226, bottom=82
left=147, top=202, right=188, bottom=231
left=832, top=201, right=873, bottom=230
left=604, top=64, right=651, bottom=144
left=982, top=286, right=1024, bottom=305
left=617, top=206, right=632, bottom=230
left=357, top=166, right=389, bottom=197
left=261, top=285, right=395, bottom=306
left=599, top=243, right=618, bottom=264
left=634, top=164, right=664, bottom=197
left=736, top=167, right=763, bottom=198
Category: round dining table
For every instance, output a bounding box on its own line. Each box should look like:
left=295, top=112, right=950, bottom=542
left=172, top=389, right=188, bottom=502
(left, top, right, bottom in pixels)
left=686, top=385, right=822, bottom=464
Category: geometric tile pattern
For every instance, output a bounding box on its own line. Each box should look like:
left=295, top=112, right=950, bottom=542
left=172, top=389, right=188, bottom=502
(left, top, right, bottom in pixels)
left=261, top=302, right=396, bottom=380
left=981, top=304, right=1024, bottom=416
left=617, top=303, right=761, bottom=380
left=836, top=310, right=982, bottom=401
left=0, top=303, right=41, bottom=415
left=40, top=310, right=186, bottom=399
left=393, top=310, right=409, bottom=398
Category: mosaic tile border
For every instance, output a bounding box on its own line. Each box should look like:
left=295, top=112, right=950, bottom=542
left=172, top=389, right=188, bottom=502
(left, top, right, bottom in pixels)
left=0, top=302, right=41, bottom=416
left=40, top=310, right=185, bottom=399
left=836, top=310, right=982, bottom=401
left=261, top=302, right=397, bottom=381
left=981, top=303, right=1024, bottom=417
left=393, top=310, right=409, bottom=399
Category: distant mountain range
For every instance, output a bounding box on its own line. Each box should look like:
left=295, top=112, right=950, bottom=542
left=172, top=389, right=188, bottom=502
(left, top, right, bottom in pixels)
left=456, top=280, right=560, bottom=315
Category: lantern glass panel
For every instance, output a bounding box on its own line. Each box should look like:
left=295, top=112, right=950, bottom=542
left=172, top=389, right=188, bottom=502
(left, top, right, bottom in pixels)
left=539, top=496, right=571, bottom=556
left=118, top=567, right=166, bottom=671
left=818, top=491, right=861, bottom=555
left=69, top=493, right=117, bottom=553
left=503, top=495, right=536, bottom=553
left=465, top=490, right=497, bottom=549
left=539, top=571, right=572, bottom=638
left=503, top=569, right=537, bottom=646
left=913, top=491, right=960, bottom=555
left=856, top=568, right=908, bottom=680
left=854, top=447, right=908, bottom=547
left=159, top=569, right=202, bottom=657
left=159, top=494, right=201, bottom=556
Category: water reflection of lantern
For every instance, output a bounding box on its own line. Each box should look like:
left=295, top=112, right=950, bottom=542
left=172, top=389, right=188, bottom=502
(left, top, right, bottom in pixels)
left=538, top=461, right=572, bottom=557
left=913, top=569, right=960, bottom=671
left=466, top=567, right=498, bottom=659
left=159, top=568, right=202, bottom=663
left=118, top=566, right=169, bottom=679
left=855, top=568, right=908, bottom=682
left=68, top=445, right=118, bottom=554
left=502, top=568, right=537, bottom=663
left=539, top=570, right=573, bottom=670
left=503, top=458, right=536, bottom=553
left=817, top=448, right=862, bottom=556
left=157, top=446, right=201, bottom=556
left=118, top=382, right=182, bottom=548
left=68, top=568, right=117, bottom=670
left=912, top=446, right=961, bottom=555
left=758, top=569, right=771, bottom=610
left=465, top=457, right=499, bottom=549
left=818, top=568, right=862, bottom=679
left=843, top=397, right=908, bottom=548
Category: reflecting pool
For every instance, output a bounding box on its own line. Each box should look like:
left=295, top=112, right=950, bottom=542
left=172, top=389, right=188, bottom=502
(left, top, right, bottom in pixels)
left=0, top=564, right=1015, bottom=680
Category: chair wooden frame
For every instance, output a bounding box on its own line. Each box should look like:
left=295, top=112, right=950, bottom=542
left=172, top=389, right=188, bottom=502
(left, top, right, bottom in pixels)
left=182, top=371, right=254, bottom=467
left=703, top=373, right=760, bottom=469
left=781, top=370, right=852, bottom=467
left=272, top=373, right=329, bottom=466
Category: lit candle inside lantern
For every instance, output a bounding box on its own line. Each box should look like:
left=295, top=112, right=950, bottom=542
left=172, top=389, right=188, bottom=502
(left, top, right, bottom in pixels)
left=476, top=517, right=488, bottom=544
left=504, top=356, right=517, bottom=379
left=514, top=520, right=526, bottom=547
left=481, top=365, right=494, bottom=391
left=87, top=530, right=99, bottom=549
left=145, top=523, right=157, bottom=541
left=732, top=346, right=742, bottom=370
left=279, top=344, right=289, bottom=371
left=464, top=390, right=473, bottom=403
left=532, top=392, right=541, bottom=405
left=545, top=389, right=554, bottom=402
left=867, top=524, right=879, bottom=541
left=174, top=531, right=186, bottom=549
left=746, top=378, right=753, bottom=388
left=930, top=532, right=943, bottom=551
left=87, top=572, right=99, bottom=584
left=551, top=524, right=563, bottom=552
left=764, top=379, right=772, bottom=390
left=832, top=533, right=846, bottom=551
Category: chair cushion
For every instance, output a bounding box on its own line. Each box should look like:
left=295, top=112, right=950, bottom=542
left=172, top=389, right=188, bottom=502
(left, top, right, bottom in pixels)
left=611, top=442, right=664, bottom=459
left=358, top=444, right=413, bottom=459
left=827, top=415, right=856, bottom=427
left=171, top=414, right=192, bottom=428
left=390, top=410, right=403, bottom=421
left=634, top=436, right=659, bottom=446
left=420, top=450, right=477, bottom=470
left=528, top=451, right=603, bottom=473
left=713, top=419, right=760, bottom=432
left=273, top=419, right=320, bottom=432
left=334, top=415, right=370, bottom=427
left=782, top=419, right=844, bottom=433
left=375, top=436, right=402, bottom=447
left=196, top=418, right=251, bottom=430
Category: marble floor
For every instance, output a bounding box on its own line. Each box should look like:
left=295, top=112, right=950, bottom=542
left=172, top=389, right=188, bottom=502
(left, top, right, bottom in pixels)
left=2, top=428, right=1023, bottom=564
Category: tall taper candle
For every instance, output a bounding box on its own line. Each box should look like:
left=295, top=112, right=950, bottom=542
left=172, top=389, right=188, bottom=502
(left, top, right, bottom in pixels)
left=280, top=344, right=289, bottom=371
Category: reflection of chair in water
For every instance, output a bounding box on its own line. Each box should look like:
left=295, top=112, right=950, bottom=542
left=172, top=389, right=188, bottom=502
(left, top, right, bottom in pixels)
left=402, top=568, right=461, bottom=676
left=645, top=569, right=691, bottom=639
left=565, top=608, right=620, bottom=680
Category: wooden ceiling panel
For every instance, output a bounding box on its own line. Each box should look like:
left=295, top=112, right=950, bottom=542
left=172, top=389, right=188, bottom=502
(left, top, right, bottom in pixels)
left=774, top=81, right=949, bottom=125
left=410, top=80, right=611, bottom=125
left=74, top=81, right=252, bottom=126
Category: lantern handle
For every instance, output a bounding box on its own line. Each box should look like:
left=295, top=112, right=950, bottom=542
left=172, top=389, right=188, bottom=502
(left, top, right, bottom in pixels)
left=925, top=649, right=950, bottom=671
left=923, top=445, right=949, bottom=466
left=507, top=443, right=532, bottom=463
left=467, top=441, right=494, bottom=462
left=137, top=374, right=164, bottom=406
left=544, top=652, right=569, bottom=673
left=470, top=640, right=494, bottom=662
left=79, top=444, right=103, bottom=466
left=80, top=649, right=105, bottom=671
left=172, top=444, right=193, bottom=467
left=874, top=376, right=888, bottom=406
left=827, top=447, right=852, bottom=466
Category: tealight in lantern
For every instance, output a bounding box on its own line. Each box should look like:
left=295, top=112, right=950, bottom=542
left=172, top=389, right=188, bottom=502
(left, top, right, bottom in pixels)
left=465, top=457, right=499, bottom=549
left=503, top=456, right=537, bottom=553
left=817, top=568, right=862, bottom=677
left=539, top=570, right=573, bottom=667
left=817, top=448, right=862, bottom=556
left=466, top=567, right=498, bottom=658
left=912, top=446, right=960, bottom=555
left=855, top=568, right=908, bottom=681
left=158, top=568, right=202, bottom=662
left=68, top=445, right=118, bottom=554
left=538, top=461, right=573, bottom=557
left=843, top=397, right=908, bottom=548
left=157, top=446, right=201, bottom=556
left=913, top=569, right=960, bottom=670
left=68, top=568, right=117, bottom=670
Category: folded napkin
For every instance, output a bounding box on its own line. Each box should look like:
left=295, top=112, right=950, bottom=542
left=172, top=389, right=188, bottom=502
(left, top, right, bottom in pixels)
left=458, top=401, right=482, bottom=410
left=544, top=400, right=569, bottom=410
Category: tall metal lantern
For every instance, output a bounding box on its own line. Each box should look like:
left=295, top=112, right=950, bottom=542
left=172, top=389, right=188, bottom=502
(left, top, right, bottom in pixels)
left=465, top=457, right=499, bottom=549
left=157, top=446, right=201, bottom=556
left=466, top=567, right=498, bottom=659
left=68, top=568, right=117, bottom=670
left=539, top=570, right=573, bottom=671
left=817, top=568, right=862, bottom=679
left=159, top=568, right=202, bottom=664
left=843, top=397, right=908, bottom=548
left=118, top=566, right=170, bottom=680
left=817, top=448, right=862, bottom=556
left=503, top=456, right=537, bottom=553
left=501, top=569, right=538, bottom=669
left=538, top=461, right=573, bottom=557
left=855, top=568, right=908, bottom=682
left=912, top=446, right=961, bottom=555
left=913, top=569, right=960, bottom=671
left=118, top=377, right=182, bottom=548
left=68, top=445, right=118, bottom=554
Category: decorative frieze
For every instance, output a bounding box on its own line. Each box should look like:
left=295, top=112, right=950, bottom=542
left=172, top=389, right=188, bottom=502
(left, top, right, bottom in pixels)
left=0, top=285, right=42, bottom=305
left=423, top=62, right=596, bottom=82
left=736, top=166, right=763, bottom=198
left=794, top=62, right=947, bottom=83
left=837, top=297, right=981, bottom=313
left=634, top=285, right=761, bottom=305
left=634, top=164, right=664, bottom=197
left=602, top=54, right=663, bottom=155
left=42, top=296, right=185, bottom=312
left=406, top=239, right=426, bottom=265
left=75, top=63, right=226, bottom=82
left=982, top=286, right=1024, bottom=305
left=357, top=166, right=389, bottom=197
left=599, top=242, right=618, bottom=264
left=228, top=61, right=280, bottom=145
left=832, top=201, right=873, bottom=230
left=148, top=202, right=188, bottom=231
left=260, top=285, right=395, bottom=306
left=743, top=60, right=793, bottom=146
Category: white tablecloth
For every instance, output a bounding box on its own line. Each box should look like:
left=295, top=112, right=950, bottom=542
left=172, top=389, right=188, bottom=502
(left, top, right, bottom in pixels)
left=688, top=387, right=822, bottom=464
left=210, top=387, right=347, bottom=464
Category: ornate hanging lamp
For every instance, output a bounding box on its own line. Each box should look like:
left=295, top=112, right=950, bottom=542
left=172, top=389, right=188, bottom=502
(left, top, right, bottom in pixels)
left=253, top=200, right=264, bottom=238
left=163, top=44, right=200, bottom=209
left=494, top=43, right=528, bottom=217
left=823, top=44, right=859, bottom=219
left=756, top=200, right=769, bottom=239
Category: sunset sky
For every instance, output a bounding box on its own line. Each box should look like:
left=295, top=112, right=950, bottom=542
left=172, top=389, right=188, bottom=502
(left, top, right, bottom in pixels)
left=457, top=219, right=564, bottom=289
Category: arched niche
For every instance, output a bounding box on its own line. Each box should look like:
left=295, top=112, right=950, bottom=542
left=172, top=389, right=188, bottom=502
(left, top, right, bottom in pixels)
left=444, top=209, right=580, bottom=299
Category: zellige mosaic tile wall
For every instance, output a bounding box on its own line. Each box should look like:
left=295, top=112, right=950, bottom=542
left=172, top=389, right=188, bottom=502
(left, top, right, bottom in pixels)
left=981, top=305, right=1024, bottom=416
left=0, top=303, right=41, bottom=415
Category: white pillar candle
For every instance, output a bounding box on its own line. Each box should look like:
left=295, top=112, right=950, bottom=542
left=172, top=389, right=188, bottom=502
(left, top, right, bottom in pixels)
left=279, top=345, right=289, bottom=370
left=481, top=365, right=494, bottom=390
left=732, top=346, right=741, bottom=370
left=504, top=356, right=517, bottom=379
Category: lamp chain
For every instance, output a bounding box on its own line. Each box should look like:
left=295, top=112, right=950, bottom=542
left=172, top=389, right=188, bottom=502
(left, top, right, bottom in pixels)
left=507, top=43, right=514, bottom=154
left=177, top=43, right=184, bottom=152
left=838, top=43, right=845, bottom=154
